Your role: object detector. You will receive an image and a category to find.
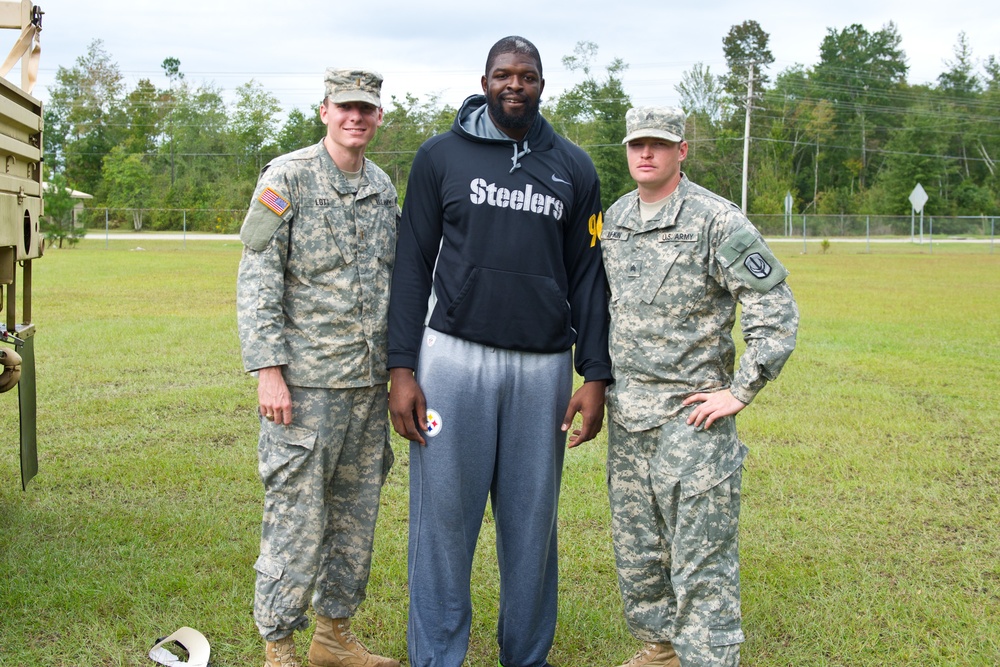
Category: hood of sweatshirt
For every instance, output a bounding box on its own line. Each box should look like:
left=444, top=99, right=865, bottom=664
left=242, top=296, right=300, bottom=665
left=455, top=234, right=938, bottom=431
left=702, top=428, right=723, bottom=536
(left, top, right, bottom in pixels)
left=452, top=94, right=557, bottom=173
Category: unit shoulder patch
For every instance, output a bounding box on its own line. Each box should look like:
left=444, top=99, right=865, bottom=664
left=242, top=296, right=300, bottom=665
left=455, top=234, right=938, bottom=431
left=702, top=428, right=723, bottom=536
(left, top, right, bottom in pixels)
left=743, top=252, right=772, bottom=279
left=718, top=227, right=788, bottom=293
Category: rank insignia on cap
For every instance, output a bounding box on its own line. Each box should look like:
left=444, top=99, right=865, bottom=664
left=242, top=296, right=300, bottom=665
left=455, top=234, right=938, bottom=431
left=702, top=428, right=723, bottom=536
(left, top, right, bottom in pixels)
left=424, top=409, right=443, bottom=437
left=259, top=187, right=290, bottom=216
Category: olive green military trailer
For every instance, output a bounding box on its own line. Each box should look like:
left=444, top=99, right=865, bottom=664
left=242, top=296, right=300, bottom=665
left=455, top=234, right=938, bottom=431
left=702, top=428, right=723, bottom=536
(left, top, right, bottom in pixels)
left=0, top=0, right=43, bottom=489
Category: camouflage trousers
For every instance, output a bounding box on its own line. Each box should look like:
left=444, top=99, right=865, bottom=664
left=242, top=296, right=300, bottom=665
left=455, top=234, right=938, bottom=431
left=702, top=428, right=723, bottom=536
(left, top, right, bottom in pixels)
left=606, top=411, right=747, bottom=667
left=253, top=384, right=393, bottom=641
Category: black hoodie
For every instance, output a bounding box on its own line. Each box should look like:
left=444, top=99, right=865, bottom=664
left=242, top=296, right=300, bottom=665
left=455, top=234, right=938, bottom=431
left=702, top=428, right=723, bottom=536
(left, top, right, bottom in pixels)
left=387, top=95, right=612, bottom=383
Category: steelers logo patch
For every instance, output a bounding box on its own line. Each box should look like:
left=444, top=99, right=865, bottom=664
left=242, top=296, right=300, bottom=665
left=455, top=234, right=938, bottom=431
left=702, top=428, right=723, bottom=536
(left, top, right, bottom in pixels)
left=424, top=409, right=443, bottom=437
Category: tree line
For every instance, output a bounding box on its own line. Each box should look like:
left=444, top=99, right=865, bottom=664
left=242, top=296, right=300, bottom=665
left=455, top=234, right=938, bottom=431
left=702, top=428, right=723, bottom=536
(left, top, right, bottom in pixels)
left=40, top=23, right=1000, bottom=243
left=681, top=21, right=1000, bottom=220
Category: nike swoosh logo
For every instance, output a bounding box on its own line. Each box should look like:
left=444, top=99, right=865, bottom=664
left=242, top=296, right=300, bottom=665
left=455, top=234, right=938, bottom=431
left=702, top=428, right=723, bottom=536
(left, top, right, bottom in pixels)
left=551, top=174, right=571, bottom=185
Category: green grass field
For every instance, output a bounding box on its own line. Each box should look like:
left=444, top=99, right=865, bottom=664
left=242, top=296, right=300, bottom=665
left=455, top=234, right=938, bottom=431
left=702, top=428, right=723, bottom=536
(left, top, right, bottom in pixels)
left=0, top=239, right=998, bottom=666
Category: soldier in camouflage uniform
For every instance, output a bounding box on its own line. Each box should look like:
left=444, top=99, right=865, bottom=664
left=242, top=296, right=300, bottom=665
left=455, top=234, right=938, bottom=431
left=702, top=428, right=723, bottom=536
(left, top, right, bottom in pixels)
left=236, top=69, right=400, bottom=667
left=601, top=107, right=799, bottom=667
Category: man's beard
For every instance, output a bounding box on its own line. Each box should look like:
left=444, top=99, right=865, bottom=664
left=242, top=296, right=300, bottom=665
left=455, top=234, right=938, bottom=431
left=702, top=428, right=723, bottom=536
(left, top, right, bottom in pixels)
left=486, top=92, right=540, bottom=132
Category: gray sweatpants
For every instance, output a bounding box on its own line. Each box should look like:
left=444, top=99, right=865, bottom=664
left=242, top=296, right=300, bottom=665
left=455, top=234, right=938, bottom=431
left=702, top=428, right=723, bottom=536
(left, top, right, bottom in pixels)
left=407, top=327, right=572, bottom=667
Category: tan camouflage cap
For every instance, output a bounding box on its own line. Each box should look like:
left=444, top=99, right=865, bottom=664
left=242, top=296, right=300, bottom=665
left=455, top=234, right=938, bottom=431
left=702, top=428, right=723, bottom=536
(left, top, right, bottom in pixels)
left=324, top=68, right=383, bottom=107
left=621, top=106, right=686, bottom=144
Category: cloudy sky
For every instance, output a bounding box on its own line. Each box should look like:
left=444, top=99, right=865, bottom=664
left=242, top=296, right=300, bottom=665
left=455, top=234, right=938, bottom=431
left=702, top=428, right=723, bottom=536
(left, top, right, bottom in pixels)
left=12, top=0, right=999, bottom=113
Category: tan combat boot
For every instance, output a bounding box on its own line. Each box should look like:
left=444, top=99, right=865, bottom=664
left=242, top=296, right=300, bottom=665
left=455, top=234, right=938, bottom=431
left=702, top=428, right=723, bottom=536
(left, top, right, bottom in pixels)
left=307, top=616, right=400, bottom=667
left=616, top=641, right=680, bottom=667
left=264, top=635, right=302, bottom=667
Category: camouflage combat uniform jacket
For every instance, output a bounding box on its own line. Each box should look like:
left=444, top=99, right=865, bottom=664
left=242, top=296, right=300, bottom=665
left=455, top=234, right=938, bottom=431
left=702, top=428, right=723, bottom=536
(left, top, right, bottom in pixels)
left=601, top=174, right=798, bottom=443
left=237, top=141, right=399, bottom=387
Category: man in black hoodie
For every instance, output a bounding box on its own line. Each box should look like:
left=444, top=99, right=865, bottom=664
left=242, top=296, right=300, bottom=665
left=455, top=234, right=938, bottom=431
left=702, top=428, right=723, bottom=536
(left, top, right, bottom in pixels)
left=387, top=36, right=612, bottom=667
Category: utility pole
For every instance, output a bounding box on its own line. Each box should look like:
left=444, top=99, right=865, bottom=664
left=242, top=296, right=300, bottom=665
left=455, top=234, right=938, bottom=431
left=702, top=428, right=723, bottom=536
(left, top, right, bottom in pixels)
left=162, top=58, right=183, bottom=187
left=169, top=104, right=175, bottom=186
left=740, top=63, right=755, bottom=214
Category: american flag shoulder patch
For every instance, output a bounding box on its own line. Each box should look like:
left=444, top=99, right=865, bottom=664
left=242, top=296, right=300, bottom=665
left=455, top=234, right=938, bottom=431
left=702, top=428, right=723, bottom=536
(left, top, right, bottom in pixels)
left=259, top=187, right=290, bottom=216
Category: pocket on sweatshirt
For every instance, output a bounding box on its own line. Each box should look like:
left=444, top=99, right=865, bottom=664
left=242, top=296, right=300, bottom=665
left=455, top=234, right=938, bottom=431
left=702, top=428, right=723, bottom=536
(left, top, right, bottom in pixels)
left=444, top=266, right=571, bottom=351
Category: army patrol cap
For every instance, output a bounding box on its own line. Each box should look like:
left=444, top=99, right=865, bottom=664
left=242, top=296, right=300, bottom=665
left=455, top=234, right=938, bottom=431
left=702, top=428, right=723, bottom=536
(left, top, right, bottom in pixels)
left=324, top=68, right=383, bottom=107
left=622, top=106, right=686, bottom=144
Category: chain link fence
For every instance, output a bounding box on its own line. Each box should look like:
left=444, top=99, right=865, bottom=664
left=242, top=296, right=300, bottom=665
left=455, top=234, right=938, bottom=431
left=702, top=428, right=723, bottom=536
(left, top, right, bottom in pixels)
left=748, top=214, right=997, bottom=253
left=73, top=208, right=999, bottom=254
left=749, top=213, right=996, bottom=238
left=77, top=207, right=247, bottom=235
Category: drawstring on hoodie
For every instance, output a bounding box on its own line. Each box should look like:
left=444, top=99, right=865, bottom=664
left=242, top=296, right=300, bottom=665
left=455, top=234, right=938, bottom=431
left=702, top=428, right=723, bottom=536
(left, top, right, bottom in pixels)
left=510, top=141, right=531, bottom=173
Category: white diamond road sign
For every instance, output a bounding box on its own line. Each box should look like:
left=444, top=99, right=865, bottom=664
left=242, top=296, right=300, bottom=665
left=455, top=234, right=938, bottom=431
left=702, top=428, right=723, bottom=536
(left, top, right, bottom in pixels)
left=909, top=183, right=928, bottom=213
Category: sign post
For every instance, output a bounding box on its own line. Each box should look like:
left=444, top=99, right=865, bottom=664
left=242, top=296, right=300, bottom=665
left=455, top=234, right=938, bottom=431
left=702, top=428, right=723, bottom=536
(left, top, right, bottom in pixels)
left=784, top=191, right=793, bottom=236
left=909, top=183, right=928, bottom=244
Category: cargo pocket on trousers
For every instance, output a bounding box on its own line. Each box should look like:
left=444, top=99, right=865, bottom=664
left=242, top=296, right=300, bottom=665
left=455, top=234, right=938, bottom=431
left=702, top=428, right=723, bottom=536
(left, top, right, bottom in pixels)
left=380, top=421, right=394, bottom=486
left=253, top=554, right=286, bottom=627
left=257, top=422, right=317, bottom=487
left=702, top=471, right=741, bottom=544
left=678, top=442, right=744, bottom=544
left=708, top=621, right=745, bottom=647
